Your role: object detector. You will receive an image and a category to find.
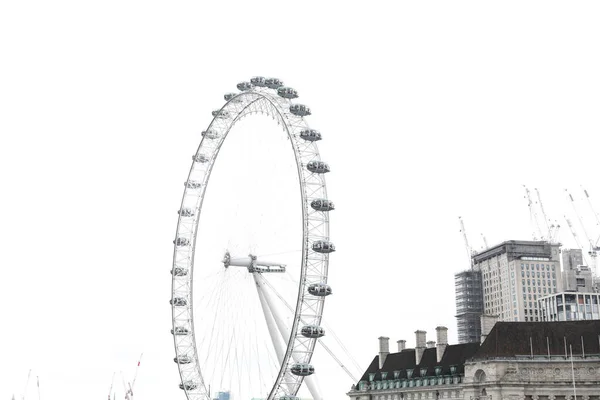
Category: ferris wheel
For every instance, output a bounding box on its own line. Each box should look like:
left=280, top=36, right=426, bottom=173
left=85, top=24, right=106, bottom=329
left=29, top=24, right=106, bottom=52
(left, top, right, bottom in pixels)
left=171, top=77, right=335, bottom=400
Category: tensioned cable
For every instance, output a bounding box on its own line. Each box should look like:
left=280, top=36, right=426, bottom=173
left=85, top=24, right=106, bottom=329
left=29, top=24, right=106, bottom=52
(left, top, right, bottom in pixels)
left=258, top=274, right=359, bottom=382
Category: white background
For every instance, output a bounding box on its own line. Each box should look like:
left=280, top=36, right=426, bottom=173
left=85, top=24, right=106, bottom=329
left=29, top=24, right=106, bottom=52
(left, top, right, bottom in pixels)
left=1, top=1, right=600, bottom=399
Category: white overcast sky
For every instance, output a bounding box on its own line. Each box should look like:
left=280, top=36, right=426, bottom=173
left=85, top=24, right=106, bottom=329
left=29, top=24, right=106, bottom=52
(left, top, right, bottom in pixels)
left=1, top=1, right=600, bottom=400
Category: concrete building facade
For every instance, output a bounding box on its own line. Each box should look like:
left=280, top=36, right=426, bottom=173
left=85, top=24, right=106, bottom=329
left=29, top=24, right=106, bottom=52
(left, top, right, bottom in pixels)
left=473, top=241, right=562, bottom=323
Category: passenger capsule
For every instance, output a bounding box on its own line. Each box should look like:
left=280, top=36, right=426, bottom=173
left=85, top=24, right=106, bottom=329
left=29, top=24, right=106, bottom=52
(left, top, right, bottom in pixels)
left=306, top=161, right=330, bottom=174
left=308, top=283, right=332, bottom=296
left=193, top=154, right=210, bottom=163
left=277, top=397, right=300, bottom=400
left=171, top=326, right=190, bottom=335
left=179, top=380, right=198, bottom=390
left=277, top=87, right=298, bottom=99
left=290, top=104, right=311, bottom=117
left=310, top=199, right=335, bottom=212
left=202, top=129, right=220, bottom=139
left=212, top=109, right=230, bottom=119
left=265, top=78, right=284, bottom=89
left=174, top=237, right=190, bottom=247
left=223, top=93, right=242, bottom=103
left=301, top=325, right=325, bottom=338
left=236, top=82, right=253, bottom=91
left=184, top=181, right=202, bottom=189
left=312, top=240, right=335, bottom=253
left=250, top=76, right=267, bottom=87
left=290, top=363, right=315, bottom=376
left=170, top=297, right=188, bottom=306
left=299, top=129, right=322, bottom=142
left=171, top=267, right=189, bottom=276
left=178, top=208, right=195, bottom=217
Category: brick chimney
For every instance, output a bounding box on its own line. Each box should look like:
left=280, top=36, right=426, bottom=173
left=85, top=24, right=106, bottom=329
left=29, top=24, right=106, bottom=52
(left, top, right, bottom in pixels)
left=397, top=339, right=406, bottom=352
left=435, top=326, right=448, bottom=363
left=415, top=330, right=427, bottom=364
left=427, top=340, right=436, bottom=348
left=378, top=336, right=390, bottom=369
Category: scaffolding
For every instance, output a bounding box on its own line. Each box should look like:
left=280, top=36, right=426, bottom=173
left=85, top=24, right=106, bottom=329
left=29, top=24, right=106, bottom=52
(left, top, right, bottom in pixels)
left=455, top=270, right=483, bottom=343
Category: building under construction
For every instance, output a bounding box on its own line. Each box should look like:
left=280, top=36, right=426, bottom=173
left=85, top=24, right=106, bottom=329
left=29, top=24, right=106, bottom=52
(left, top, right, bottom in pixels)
left=454, top=269, right=483, bottom=344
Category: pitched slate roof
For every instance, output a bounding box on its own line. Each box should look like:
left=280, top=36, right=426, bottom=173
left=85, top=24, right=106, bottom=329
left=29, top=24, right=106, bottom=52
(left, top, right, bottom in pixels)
left=473, top=320, right=600, bottom=359
left=357, top=343, right=480, bottom=384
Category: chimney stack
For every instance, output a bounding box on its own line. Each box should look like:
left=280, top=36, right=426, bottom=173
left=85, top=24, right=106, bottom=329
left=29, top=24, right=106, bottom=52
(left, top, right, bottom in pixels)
left=415, top=330, right=427, bottom=364
left=435, top=326, right=448, bottom=363
left=427, top=340, right=436, bottom=348
left=378, top=336, right=390, bottom=369
left=480, top=315, right=499, bottom=343
left=397, top=340, right=406, bottom=352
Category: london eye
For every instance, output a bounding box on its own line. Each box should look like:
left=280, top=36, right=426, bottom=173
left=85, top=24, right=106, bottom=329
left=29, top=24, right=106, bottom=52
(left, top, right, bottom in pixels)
left=171, top=77, right=334, bottom=400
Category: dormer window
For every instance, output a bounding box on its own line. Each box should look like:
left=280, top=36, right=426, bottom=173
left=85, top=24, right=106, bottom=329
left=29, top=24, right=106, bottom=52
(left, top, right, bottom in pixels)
left=420, top=368, right=427, bottom=377
left=450, top=365, right=457, bottom=375
left=369, top=373, right=376, bottom=382
left=435, top=366, right=442, bottom=376
left=406, top=369, right=413, bottom=379
left=393, top=370, right=400, bottom=379
left=381, top=372, right=388, bottom=380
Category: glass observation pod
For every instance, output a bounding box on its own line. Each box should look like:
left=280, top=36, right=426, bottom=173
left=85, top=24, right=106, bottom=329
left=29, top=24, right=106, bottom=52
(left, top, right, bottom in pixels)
left=301, top=325, right=326, bottom=338
left=277, top=87, right=299, bottom=99
left=170, top=297, right=188, bottom=306
left=277, top=397, right=300, bottom=400
left=306, top=161, right=330, bottom=174
left=192, top=154, right=210, bottom=163
left=174, top=237, right=190, bottom=247
left=236, top=81, right=253, bottom=91
left=312, top=240, right=335, bottom=253
left=310, top=199, right=335, bottom=212
left=184, top=180, right=202, bottom=189
left=179, top=381, right=198, bottom=390
left=250, top=76, right=267, bottom=87
left=202, top=129, right=220, bottom=139
left=171, top=326, right=190, bottom=335
left=265, top=78, right=284, bottom=89
left=212, top=109, right=230, bottom=119
left=290, top=104, right=311, bottom=117
left=178, top=208, right=195, bottom=217
left=299, top=129, right=322, bottom=142
left=290, top=363, right=315, bottom=376
left=223, top=93, right=242, bottom=103
left=171, top=267, right=189, bottom=276
left=308, top=283, right=332, bottom=296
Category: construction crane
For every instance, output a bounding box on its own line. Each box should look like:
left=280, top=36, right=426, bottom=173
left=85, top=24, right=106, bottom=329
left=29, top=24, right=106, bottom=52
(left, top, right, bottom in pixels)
left=121, top=353, right=143, bottom=400
left=582, top=186, right=600, bottom=247
left=22, top=369, right=31, bottom=400
left=564, top=215, right=591, bottom=266
left=535, top=188, right=552, bottom=239
left=108, top=373, right=116, bottom=400
left=524, top=185, right=543, bottom=240
left=481, top=233, right=489, bottom=250
left=458, top=216, right=474, bottom=268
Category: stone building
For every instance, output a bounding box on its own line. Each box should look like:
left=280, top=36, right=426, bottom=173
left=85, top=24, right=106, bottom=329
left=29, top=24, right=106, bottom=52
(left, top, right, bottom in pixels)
left=347, top=321, right=600, bottom=400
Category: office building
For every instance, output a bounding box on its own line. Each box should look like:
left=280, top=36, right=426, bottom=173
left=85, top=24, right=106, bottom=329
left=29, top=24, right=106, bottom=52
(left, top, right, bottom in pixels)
left=473, top=240, right=561, bottom=322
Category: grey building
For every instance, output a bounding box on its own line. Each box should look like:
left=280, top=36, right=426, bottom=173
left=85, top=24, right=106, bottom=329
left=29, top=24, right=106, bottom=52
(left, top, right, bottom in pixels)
left=562, top=248, right=594, bottom=292
left=473, top=240, right=561, bottom=323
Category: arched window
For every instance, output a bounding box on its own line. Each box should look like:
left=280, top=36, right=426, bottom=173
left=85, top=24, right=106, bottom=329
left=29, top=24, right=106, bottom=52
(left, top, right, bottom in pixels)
left=474, top=369, right=487, bottom=383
